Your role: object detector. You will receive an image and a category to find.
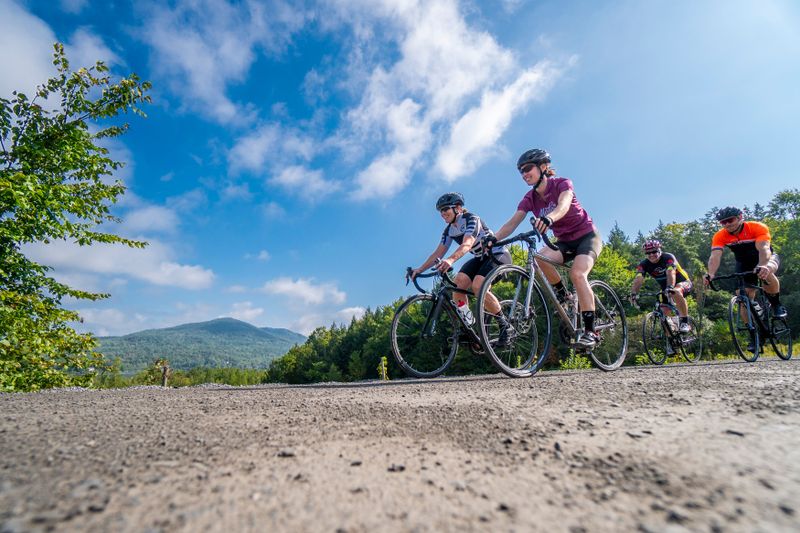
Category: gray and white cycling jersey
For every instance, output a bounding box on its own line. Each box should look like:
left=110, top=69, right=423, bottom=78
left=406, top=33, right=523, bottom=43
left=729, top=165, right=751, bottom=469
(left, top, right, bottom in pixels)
left=440, top=212, right=507, bottom=256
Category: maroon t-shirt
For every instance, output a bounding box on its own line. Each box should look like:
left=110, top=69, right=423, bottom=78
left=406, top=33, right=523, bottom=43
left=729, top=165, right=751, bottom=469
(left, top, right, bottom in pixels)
left=517, top=177, right=595, bottom=242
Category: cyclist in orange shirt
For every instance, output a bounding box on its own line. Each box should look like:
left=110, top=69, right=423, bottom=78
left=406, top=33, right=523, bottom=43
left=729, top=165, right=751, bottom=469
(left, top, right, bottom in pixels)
left=705, top=206, right=787, bottom=320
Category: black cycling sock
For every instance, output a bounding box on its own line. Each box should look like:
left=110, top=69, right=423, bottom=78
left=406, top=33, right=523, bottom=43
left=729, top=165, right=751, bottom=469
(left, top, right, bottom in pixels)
left=766, top=293, right=782, bottom=307
left=582, top=311, right=595, bottom=332
left=680, top=316, right=689, bottom=324
left=496, top=314, right=509, bottom=326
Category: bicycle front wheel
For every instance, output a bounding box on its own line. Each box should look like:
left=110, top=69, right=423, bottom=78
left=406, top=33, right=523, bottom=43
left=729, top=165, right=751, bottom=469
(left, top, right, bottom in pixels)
left=391, top=294, right=459, bottom=378
left=765, top=318, right=793, bottom=360
left=642, top=312, right=669, bottom=365
left=476, top=265, right=551, bottom=378
left=678, top=317, right=703, bottom=363
left=728, top=296, right=759, bottom=362
left=588, top=280, right=628, bottom=371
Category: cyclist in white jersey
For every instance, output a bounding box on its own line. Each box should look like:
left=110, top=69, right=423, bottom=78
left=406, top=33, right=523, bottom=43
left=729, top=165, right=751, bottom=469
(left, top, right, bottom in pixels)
left=411, top=192, right=514, bottom=341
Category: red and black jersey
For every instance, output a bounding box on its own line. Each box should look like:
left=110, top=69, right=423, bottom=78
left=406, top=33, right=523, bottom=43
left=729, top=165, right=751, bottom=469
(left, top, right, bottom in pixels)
left=636, top=252, right=689, bottom=288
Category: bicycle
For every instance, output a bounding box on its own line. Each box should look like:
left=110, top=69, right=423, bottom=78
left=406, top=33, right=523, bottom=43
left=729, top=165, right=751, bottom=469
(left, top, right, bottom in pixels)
left=708, top=272, right=792, bottom=362
left=634, top=289, right=703, bottom=365
left=476, top=221, right=628, bottom=377
left=390, top=264, right=488, bottom=378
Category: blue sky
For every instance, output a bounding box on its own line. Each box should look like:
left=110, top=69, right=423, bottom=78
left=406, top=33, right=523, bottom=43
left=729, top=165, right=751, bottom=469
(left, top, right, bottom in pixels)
left=2, top=0, right=799, bottom=336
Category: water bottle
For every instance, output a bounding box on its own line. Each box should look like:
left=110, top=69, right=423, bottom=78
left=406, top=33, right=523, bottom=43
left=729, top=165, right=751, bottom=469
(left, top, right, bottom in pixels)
left=456, top=300, right=474, bottom=326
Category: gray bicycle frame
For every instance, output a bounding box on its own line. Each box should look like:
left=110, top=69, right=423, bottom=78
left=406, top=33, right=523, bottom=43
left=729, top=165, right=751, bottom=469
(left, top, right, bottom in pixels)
left=514, top=240, right=616, bottom=339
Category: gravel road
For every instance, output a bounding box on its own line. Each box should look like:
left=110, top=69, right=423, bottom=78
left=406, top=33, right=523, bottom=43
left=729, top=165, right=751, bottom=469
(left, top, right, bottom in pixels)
left=1, top=359, right=799, bottom=532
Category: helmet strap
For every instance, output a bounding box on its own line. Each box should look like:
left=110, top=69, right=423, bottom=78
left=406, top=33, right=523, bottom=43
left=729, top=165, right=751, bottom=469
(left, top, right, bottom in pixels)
left=533, top=166, right=545, bottom=193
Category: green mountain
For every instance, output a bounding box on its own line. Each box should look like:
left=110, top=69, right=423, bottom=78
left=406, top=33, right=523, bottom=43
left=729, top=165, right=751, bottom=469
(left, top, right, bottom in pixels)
left=97, top=318, right=306, bottom=372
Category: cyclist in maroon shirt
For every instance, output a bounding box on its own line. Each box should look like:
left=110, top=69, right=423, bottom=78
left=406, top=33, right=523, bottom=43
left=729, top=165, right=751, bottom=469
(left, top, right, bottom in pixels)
left=490, top=148, right=604, bottom=348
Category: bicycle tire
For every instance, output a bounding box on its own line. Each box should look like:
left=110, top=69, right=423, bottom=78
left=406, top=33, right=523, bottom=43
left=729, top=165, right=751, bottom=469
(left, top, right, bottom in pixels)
left=766, top=318, right=793, bottom=360
left=728, top=296, right=759, bottom=362
left=642, top=311, right=669, bottom=365
left=678, top=316, right=702, bottom=363
left=391, top=294, right=459, bottom=378
left=476, top=265, right=551, bottom=378
left=588, top=280, right=628, bottom=371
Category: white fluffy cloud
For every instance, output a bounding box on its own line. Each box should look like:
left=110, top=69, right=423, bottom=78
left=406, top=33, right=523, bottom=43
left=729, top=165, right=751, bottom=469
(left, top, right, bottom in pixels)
left=0, top=3, right=120, bottom=101
left=136, top=0, right=565, bottom=201
left=0, top=0, right=58, bottom=98
left=228, top=123, right=314, bottom=175
left=65, top=27, right=121, bottom=69
left=139, top=0, right=310, bottom=124
left=261, top=277, right=346, bottom=305
left=271, top=165, right=340, bottom=201
left=122, top=205, right=180, bottom=233
left=435, top=62, right=564, bottom=180
left=330, top=0, right=560, bottom=199
left=25, top=239, right=215, bottom=290
left=228, top=301, right=264, bottom=323
left=74, top=307, right=146, bottom=337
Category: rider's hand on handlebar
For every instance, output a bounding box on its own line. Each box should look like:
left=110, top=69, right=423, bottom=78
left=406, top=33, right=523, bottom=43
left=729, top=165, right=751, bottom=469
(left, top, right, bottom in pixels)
left=754, top=265, right=771, bottom=281
left=436, top=258, right=454, bottom=273
left=482, top=234, right=497, bottom=249
left=627, top=293, right=639, bottom=307
left=703, top=273, right=713, bottom=287
left=533, top=215, right=552, bottom=234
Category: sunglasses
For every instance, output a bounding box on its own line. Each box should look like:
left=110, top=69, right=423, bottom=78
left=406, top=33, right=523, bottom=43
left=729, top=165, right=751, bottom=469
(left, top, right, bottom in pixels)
left=646, top=251, right=660, bottom=256
left=518, top=163, right=536, bottom=175
left=719, top=216, right=738, bottom=225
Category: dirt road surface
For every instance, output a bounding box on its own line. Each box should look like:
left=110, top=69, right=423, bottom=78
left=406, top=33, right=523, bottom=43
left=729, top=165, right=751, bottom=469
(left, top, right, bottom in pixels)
left=1, top=359, right=799, bottom=532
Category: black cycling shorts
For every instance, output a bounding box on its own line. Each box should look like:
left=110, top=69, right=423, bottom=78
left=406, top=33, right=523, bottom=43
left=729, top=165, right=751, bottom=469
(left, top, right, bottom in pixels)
left=459, top=251, right=511, bottom=279
left=554, top=230, right=603, bottom=263
left=736, top=254, right=780, bottom=285
left=660, top=280, right=693, bottom=297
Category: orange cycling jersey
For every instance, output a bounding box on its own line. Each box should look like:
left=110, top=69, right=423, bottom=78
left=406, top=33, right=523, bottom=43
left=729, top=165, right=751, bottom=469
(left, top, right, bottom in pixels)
left=711, top=221, right=771, bottom=265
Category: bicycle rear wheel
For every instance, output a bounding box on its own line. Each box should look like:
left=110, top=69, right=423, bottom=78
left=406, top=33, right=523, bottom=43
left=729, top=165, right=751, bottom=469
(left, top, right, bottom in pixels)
left=677, top=317, right=702, bottom=363
left=476, top=265, right=551, bottom=378
left=642, top=312, right=669, bottom=365
left=588, top=280, right=628, bottom=371
left=728, top=296, right=759, bottom=362
left=391, top=294, right=459, bottom=378
left=764, top=318, right=793, bottom=360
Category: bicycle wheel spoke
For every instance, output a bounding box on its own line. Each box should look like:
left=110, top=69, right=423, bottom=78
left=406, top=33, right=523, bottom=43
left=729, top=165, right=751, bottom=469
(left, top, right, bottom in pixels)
left=728, top=297, right=759, bottom=362
left=642, top=312, right=668, bottom=365
left=763, top=318, right=793, bottom=360
left=391, top=294, right=459, bottom=378
left=588, top=281, right=628, bottom=371
left=678, top=317, right=702, bottom=363
left=476, top=265, right=551, bottom=378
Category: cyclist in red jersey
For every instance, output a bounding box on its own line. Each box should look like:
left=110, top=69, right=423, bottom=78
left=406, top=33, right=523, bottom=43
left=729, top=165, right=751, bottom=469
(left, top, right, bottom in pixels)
left=705, top=206, right=787, bottom=320
left=489, top=149, right=603, bottom=348
left=630, top=239, right=693, bottom=334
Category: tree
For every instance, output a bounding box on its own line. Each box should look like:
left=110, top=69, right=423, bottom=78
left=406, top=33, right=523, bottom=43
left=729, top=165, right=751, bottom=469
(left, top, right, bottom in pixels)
left=0, top=44, right=151, bottom=392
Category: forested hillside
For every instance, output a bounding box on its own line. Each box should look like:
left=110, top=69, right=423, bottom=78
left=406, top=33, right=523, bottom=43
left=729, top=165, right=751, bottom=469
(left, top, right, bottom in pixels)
left=98, top=318, right=306, bottom=372
left=266, top=189, right=799, bottom=384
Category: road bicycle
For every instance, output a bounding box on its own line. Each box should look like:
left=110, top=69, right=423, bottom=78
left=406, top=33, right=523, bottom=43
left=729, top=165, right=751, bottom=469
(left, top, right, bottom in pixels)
left=390, top=265, right=489, bottom=378
left=475, top=222, right=628, bottom=377
left=708, top=272, right=792, bottom=362
left=634, top=289, right=703, bottom=365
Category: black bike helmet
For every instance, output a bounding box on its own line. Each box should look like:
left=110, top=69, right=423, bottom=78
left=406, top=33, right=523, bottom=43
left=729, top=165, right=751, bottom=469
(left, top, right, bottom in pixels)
left=436, top=192, right=464, bottom=211
left=517, top=148, right=551, bottom=169
left=716, top=206, right=742, bottom=221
